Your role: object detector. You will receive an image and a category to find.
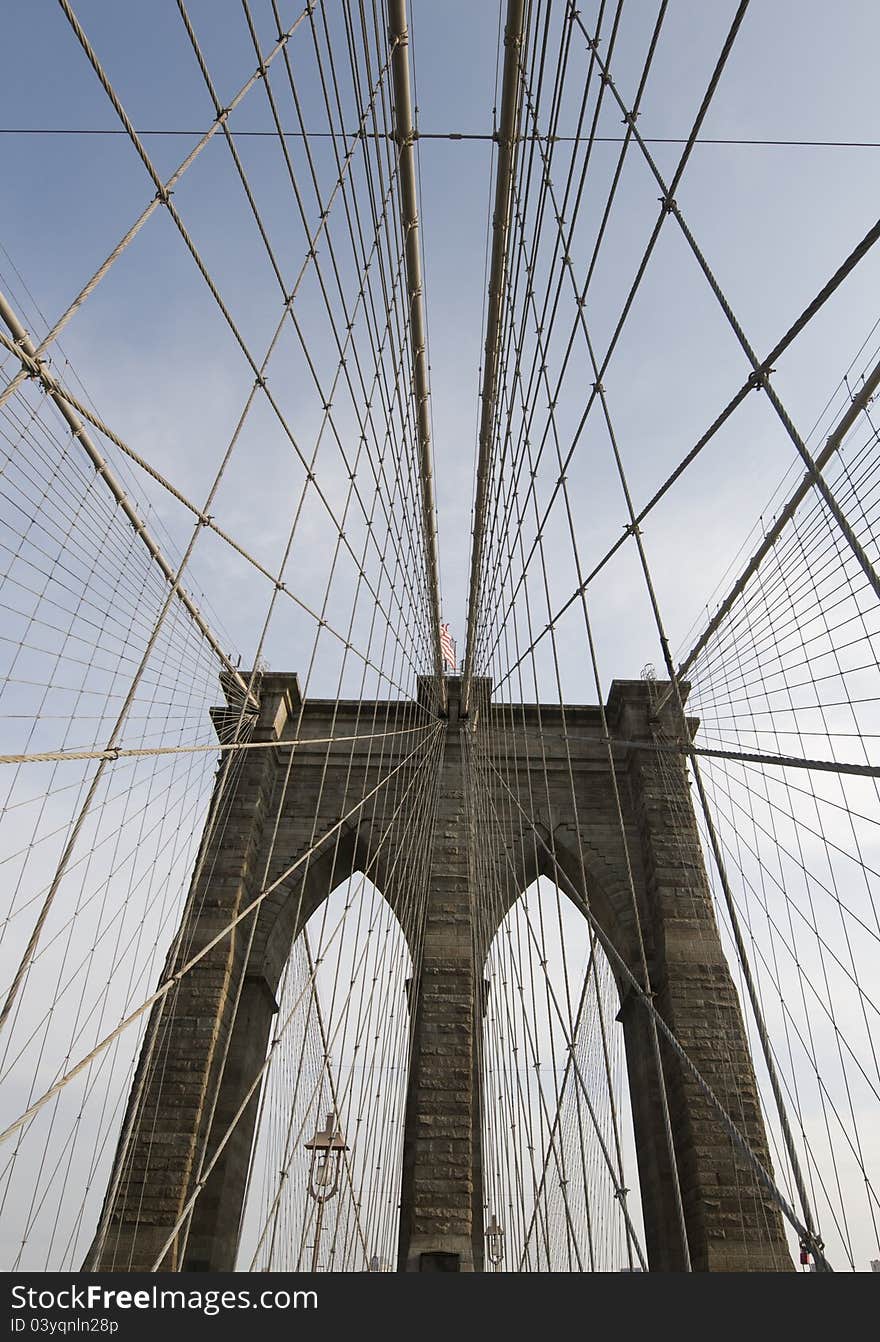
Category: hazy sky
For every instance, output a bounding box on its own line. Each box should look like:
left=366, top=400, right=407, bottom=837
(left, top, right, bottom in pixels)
left=1, top=0, right=879, bottom=1275
left=2, top=1, right=880, bottom=695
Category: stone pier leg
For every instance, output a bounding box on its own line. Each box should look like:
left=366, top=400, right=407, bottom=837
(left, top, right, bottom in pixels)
left=397, top=697, right=484, bottom=1271
left=611, top=683, right=791, bottom=1272
left=179, top=975, right=278, bottom=1270
left=86, top=684, right=291, bottom=1271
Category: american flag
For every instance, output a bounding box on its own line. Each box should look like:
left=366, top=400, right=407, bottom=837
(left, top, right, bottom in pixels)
left=439, top=622, right=456, bottom=672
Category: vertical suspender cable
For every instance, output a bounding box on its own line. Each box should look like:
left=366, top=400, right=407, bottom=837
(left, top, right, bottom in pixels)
left=387, top=0, right=446, bottom=712
left=460, top=0, right=526, bottom=717
left=0, top=289, right=256, bottom=708
left=676, top=349, right=880, bottom=681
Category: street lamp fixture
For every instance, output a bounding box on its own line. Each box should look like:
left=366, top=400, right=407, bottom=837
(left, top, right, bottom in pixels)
left=304, top=1112, right=348, bottom=1271
left=486, top=1213, right=504, bottom=1271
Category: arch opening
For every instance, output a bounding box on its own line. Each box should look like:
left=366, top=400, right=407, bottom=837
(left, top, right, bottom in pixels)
left=481, top=875, right=644, bottom=1272
left=238, top=872, right=413, bottom=1272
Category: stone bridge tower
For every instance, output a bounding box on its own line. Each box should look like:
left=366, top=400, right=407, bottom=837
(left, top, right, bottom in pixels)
left=89, top=673, right=791, bottom=1273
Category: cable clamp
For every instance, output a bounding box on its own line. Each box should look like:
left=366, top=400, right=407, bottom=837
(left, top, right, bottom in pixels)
left=613, top=1186, right=629, bottom=1201
left=658, top=194, right=676, bottom=215
left=748, top=367, right=774, bottom=391
left=20, top=346, right=41, bottom=379
left=592, top=381, right=604, bottom=394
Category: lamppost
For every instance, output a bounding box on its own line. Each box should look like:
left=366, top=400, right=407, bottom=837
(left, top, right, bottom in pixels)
left=486, top=1213, right=504, bottom=1272
left=304, top=1112, right=347, bottom=1273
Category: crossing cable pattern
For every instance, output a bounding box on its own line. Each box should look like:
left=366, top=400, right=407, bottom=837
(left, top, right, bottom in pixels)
left=462, top=0, right=878, bottom=1273
left=0, top=0, right=878, bottom=1275
left=464, top=0, right=664, bottom=1273
left=677, top=345, right=880, bottom=1267
left=0, top=0, right=446, bottom=1270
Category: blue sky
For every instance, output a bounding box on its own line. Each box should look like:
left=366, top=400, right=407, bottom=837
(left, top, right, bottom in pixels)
left=1, top=1, right=879, bottom=1273
left=2, top=1, right=880, bottom=696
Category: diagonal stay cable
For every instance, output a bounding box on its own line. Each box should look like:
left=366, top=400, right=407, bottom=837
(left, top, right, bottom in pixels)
left=677, top=351, right=880, bottom=681
left=0, top=722, right=435, bottom=767
left=0, top=296, right=253, bottom=706
left=491, top=205, right=880, bottom=697
left=482, top=749, right=834, bottom=1271
left=54, top=0, right=432, bottom=692
left=570, top=3, right=880, bottom=606
left=0, top=350, right=416, bottom=694
left=0, top=722, right=442, bottom=1151
left=182, top=0, right=435, bottom=665
left=0, top=6, right=313, bottom=417
left=480, top=0, right=880, bottom=694
left=475, top=0, right=757, bottom=681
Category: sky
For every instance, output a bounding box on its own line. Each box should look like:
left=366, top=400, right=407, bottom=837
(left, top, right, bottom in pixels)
left=0, top=0, right=879, bottom=1275
left=2, top=1, right=880, bottom=691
